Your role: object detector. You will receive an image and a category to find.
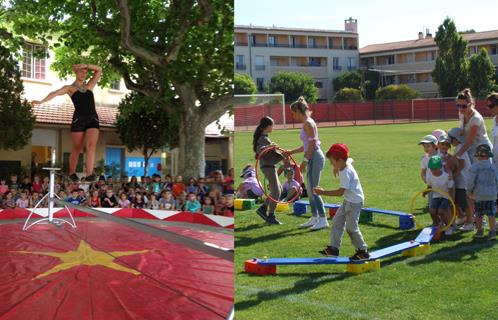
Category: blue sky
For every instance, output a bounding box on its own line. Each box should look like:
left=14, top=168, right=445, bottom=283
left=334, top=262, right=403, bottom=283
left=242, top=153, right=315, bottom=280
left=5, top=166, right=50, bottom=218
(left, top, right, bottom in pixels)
left=235, top=0, right=498, bottom=47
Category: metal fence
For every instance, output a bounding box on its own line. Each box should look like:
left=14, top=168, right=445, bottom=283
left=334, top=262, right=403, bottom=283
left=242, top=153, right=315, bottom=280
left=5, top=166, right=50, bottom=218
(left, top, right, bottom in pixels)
left=234, top=98, right=492, bottom=131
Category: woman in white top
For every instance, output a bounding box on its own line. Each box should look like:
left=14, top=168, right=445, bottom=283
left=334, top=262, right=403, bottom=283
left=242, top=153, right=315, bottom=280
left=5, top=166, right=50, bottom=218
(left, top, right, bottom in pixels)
left=454, top=89, right=491, bottom=162
left=486, top=92, right=498, bottom=168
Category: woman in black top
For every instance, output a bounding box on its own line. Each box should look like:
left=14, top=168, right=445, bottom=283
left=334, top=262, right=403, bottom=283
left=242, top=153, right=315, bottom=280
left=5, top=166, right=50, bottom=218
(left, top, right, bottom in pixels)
left=32, top=63, right=102, bottom=182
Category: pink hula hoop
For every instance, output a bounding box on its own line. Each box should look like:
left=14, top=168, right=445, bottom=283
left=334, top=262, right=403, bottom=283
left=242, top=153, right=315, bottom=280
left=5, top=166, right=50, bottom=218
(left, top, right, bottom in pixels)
left=255, top=145, right=302, bottom=204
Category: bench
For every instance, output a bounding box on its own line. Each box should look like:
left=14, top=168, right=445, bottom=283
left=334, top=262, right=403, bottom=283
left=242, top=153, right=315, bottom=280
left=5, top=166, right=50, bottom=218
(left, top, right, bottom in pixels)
left=293, top=200, right=414, bottom=229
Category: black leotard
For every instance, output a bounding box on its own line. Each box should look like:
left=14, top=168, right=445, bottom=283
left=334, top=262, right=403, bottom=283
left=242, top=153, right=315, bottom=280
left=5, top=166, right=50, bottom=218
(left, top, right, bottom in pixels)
left=70, top=90, right=97, bottom=117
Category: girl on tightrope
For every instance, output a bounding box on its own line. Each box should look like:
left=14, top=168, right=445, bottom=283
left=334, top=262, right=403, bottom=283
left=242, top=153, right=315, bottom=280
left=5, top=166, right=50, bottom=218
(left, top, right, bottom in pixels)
left=288, top=97, right=328, bottom=230
left=253, top=116, right=285, bottom=225
left=31, top=64, right=102, bottom=182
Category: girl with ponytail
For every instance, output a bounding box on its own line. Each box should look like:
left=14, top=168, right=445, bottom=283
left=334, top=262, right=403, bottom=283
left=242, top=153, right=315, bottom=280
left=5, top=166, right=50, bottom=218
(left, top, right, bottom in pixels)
left=287, top=96, right=328, bottom=230
left=252, top=116, right=285, bottom=225
left=454, top=88, right=491, bottom=162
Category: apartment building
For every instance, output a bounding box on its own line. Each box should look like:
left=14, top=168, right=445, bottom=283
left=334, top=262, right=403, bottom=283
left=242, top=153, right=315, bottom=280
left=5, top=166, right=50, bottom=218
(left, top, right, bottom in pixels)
left=360, top=30, right=498, bottom=97
left=235, top=18, right=360, bottom=101
left=1, top=42, right=233, bottom=179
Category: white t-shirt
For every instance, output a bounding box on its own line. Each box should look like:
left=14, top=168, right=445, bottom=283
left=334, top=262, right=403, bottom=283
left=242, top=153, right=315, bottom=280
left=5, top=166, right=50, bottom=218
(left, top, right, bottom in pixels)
left=420, top=154, right=429, bottom=169
left=339, top=164, right=364, bottom=204
left=426, top=170, right=454, bottom=198
left=463, top=111, right=491, bottom=150
left=453, top=144, right=471, bottom=189
left=491, top=117, right=498, bottom=168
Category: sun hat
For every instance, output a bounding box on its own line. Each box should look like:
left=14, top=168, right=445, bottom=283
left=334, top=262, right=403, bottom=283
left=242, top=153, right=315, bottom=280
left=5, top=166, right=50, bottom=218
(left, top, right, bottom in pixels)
left=437, top=134, right=451, bottom=144
left=326, top=143, right=349, bottom=161
left=418, top=135, right=438, bottom=145
left=428, top=155, right=443, bottom=169
left=431, top=129, right=447, bottom=140
left=447, top=127, right=465, bottom=143
left=474, top=144, right=493, bottom=158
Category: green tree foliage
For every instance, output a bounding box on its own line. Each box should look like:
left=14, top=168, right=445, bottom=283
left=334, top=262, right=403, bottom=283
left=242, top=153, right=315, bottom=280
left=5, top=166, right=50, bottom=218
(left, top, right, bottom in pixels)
left=364, top=70, right=380, bottom=101
left=468, top=48, right=496, bottom=98
left=115, top=92, right=174, bottom=176
left=332, top=71, right=361, bottom=92
left=0, top=43, right=36, bottom=150
left=432, top=18, right=469, bottom=96
left=268, top=72, right=319, bottom=103
left=234, top=73, right=257, bottom=95
left=375, top=84, right=421, bottom=101
left=5, top=0, right=233, bottom=178
left=333, top=88, right=363, bottom=102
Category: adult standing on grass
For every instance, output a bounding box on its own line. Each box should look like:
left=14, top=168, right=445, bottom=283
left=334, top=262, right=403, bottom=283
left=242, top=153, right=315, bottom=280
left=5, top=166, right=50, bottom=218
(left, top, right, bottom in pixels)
left=287, top=97, right=328, bottom=230
left=31, top=63, right=102, bottom=182
left=454, top=89, right=491, bottom=162
left=486, top=92, right=498, bottom=168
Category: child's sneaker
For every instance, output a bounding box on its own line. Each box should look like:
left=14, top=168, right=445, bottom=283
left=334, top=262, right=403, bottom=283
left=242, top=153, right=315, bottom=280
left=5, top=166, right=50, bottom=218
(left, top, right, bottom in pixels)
left=459, top=223, right=474, bottom=231
left=266, top=214, right=282, bottom=225
left=488, top=230, right=496, bottom=241
left=319, top=246, right=339, bottom=257
left=350, top=249, right=370, bottom=261
left=309, top=217, right=329, bottom=231
left=473, top=229, right=485, bottom=239
left=256, top=205, right=268, bottom=221
left=455, top=217, right=466, bottom=225
left=300, top=217, right=317, bottom=228
left=444, top=227, right=454, bottom=236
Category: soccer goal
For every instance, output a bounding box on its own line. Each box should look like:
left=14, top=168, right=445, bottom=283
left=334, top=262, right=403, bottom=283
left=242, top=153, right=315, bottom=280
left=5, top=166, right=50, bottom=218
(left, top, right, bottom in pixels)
left=234, top=93, right=285, bottom=131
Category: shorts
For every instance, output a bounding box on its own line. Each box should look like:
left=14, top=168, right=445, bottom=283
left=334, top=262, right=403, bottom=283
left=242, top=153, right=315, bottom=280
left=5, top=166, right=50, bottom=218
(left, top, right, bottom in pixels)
left=430, top=197, right=450, bottom=210
left=474, top=200, right=496, bottom=217
left=455, top=188, right=469, bottom=210
left=71, top=114, right=100, bottom=132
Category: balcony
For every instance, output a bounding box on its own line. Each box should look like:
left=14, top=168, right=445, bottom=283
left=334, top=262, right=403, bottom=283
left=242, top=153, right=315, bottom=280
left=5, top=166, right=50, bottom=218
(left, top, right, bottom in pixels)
left=235, top=41, right=248, bottom=46
left=290, top=44, right=308, bottom=48
left=269, top=43, right=290, bottom=48
left=330, top=45, right=343, bottom=50
left=345, top=45, right=358, bottom=50
left=253, top=42, right=268, bottom=47
left=255, top=65, right=266, bottom=71
left=308, top=44, right=328, bottom=49
left=347, top=66, right=357, bottom=71
left=236, top=63, right=246, bottom=70
left=333, top=66, right=342, bottom=71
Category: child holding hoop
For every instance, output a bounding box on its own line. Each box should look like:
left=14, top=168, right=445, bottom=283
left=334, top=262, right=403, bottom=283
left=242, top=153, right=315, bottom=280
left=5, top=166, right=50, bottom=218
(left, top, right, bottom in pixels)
left=253, top=116, right=285, bottom=225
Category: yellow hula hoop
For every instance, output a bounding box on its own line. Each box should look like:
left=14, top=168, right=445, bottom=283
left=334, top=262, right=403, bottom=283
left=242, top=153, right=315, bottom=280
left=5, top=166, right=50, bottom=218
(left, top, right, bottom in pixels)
left=409, top=187, right=456, bottom=232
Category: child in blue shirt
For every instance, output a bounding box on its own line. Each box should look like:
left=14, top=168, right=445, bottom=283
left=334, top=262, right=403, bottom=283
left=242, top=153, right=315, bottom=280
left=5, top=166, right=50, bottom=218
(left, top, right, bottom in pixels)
left=185, top=192, right=201, bottom=213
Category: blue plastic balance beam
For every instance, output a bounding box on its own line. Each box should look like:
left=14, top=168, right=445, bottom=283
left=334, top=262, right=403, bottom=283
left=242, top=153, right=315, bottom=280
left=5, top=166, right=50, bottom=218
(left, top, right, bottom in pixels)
left=253, top=226, right=433, bottom=267
left=414, top=227, right=438, bottom=244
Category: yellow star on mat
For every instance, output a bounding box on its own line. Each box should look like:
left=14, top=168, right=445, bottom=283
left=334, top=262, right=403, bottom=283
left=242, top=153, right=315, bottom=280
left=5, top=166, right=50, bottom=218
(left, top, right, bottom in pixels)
left=14, top=240, right=149, bottom=279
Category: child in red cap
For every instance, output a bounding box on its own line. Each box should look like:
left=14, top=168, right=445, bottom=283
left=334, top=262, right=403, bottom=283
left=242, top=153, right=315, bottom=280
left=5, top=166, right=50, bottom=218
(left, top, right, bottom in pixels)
left=314, top=143, right=370, bottom=260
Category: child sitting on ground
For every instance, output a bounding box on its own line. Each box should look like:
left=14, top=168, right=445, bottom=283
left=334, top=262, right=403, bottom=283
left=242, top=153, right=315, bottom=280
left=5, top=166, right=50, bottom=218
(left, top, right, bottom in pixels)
left=467, top=144, right=498, bottom=240
left=185, top=192, right=201, bottom=213
left=424, top=155, right=455, bottom=234
left=202, top=197, right=215, bottom=215
left=314, top=143, right=370, bottom=261
left=448, top=127, right=474, bottom=231
left=280, top=168, right=301, bottom=202
left=159, top=190, right=176, bottom=210
left=0, top=179, right=8, bottom=195
left=236, top=165, right=263, bottom=200
left=118, top=193, right=131, bottom=208
left=147, top=194, right=160, bottom=210
left=15, top=191, right=30, bottom=208
left=66, top=190, right=82, bottom=205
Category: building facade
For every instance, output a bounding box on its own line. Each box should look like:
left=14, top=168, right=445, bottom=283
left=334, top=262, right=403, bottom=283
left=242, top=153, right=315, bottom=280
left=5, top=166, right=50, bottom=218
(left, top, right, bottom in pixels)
left=360, top=30, right=498, bottom=97
left=235, top=18, right=360, bottom=101
left=1, top=42, right=233, bottom=180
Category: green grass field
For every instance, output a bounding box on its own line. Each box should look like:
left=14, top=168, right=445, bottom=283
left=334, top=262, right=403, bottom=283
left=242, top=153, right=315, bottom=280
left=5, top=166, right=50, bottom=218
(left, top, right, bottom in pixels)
left=235, top=120, right=498, bottom=320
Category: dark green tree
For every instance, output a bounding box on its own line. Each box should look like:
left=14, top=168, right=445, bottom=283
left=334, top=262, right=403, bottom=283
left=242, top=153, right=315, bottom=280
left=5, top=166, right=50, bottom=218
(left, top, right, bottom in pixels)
left=468, top=48, right=496, bottom=98
left=268, top=72, right=319, bottom=103
left=5, top=0, right=233, bottom=178
left=0, top=42, right=36, bottom=150
left=115, top=92, right=175, bottom=176
left=432, top=18, right=469, bottom=96
left=363, top=70, right=380, bottom=101
left=332, top=71, right=361, bottom=92
left=234, top=73, right=257, bottom=95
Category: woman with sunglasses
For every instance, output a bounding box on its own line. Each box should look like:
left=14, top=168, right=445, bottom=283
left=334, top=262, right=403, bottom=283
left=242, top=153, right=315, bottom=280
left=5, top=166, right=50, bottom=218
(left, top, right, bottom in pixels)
left=454, top=88, right=491, bottom=162
left=486, top=92, right=498, bottom=165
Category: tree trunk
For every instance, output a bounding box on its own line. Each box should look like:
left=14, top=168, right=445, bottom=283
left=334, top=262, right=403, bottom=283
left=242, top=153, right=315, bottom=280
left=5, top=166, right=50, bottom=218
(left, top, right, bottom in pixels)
left=143, top=147, right=149, bottom=177
left=177, top=110, right=206, bottom=179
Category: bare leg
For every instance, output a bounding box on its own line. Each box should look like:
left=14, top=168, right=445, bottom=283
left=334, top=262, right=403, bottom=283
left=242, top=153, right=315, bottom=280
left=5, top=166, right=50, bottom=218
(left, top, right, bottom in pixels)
left=84, top=128, right=99, bottom=176
left=475, top=215, right=483, bottom=232
left=489, top=216, right=496, bottom=231
left=70, top=132, right=85, bottom=174
left=429, top=209, right=439, bottom=225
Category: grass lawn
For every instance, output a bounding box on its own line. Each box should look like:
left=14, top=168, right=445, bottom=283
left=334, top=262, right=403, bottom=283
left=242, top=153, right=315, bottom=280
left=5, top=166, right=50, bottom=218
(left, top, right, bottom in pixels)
left=234, top=120, right=498, bottom=320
